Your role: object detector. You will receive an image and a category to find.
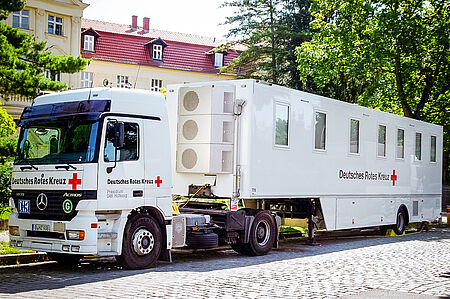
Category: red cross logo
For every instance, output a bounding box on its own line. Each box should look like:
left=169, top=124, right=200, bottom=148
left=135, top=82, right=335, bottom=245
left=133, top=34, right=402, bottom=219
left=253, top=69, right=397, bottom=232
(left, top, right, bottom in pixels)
left=391, top=170, right=397, bottom=186
left=69, top=173, right=82, bottom=190
left=155, top=176, right=162, bottom=187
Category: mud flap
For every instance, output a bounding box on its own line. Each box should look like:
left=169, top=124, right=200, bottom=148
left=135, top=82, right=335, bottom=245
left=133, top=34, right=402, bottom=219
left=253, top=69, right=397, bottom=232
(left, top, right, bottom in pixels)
left=158, top=248, right=172, bottom=263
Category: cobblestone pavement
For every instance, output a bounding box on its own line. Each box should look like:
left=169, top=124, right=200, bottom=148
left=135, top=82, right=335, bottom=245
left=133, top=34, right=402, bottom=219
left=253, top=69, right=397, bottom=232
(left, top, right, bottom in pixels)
left=0, top=228, right=449, bottom=299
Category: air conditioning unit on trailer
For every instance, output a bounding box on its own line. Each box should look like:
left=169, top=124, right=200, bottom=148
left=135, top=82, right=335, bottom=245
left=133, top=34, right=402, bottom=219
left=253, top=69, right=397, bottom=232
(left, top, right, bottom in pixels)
left=176, top=85, right=235, bottom=174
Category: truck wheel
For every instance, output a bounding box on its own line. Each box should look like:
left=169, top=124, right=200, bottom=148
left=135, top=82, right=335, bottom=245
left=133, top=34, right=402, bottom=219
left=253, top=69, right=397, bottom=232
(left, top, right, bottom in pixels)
left=186, top=231, right=218, bottom=249
left=393, top=208, right=407, bottom=235
left=247, top=211, right=276, bottom=256
left=47, top=253, right=81, bottom=266
left=117, top=214, right=162, bottom=269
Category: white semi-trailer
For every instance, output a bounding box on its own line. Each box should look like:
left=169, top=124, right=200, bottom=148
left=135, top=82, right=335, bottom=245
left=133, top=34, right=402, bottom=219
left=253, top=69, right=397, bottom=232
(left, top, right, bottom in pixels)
left=8, top=80, right=442, bottom=269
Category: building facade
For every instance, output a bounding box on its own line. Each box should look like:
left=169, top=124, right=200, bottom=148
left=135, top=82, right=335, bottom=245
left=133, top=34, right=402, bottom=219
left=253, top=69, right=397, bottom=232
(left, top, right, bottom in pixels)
left=80, top=17, right=241, bottom=91
left=2, top=0, right=88, bottom=118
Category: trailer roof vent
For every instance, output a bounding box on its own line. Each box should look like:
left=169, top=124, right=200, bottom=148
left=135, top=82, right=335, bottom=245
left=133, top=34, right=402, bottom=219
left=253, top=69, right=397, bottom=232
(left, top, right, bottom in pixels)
left=182, top=148, right=198, bottom=169
left=183, top=91, right=199, bottom=112
left=182, top=120, right=198, bottom=140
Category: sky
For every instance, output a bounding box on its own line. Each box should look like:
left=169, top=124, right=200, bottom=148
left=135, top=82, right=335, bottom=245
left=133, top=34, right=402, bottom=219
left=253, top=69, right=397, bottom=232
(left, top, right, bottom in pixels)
left=82, top=0, right=235, bottom=39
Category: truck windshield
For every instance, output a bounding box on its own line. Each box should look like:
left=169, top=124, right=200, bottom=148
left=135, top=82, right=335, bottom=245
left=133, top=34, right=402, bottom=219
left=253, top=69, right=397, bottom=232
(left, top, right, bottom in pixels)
left=15, top=119, right=99, bottom=165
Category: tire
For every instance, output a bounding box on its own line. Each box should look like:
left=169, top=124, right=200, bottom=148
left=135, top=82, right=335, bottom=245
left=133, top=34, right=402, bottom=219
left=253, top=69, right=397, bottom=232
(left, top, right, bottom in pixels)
left=186, top=231, right=218, bottom=249
left=247, top=211, right=276, bottom=256
left=116, top=214, right=162, bottom=270
left=47, top=253, right=81, bottom=266
left=392, top=208, right=407, bottom=235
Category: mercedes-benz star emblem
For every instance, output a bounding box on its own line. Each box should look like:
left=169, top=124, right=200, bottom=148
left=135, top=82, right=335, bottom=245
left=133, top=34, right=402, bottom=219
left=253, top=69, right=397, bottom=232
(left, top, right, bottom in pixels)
left=36, top=193, right=48, bottom=211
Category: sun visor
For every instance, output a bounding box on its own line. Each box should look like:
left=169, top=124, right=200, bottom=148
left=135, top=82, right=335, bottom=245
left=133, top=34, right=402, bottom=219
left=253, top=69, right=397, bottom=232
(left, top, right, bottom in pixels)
left=19, top=100, right=111, bottom=126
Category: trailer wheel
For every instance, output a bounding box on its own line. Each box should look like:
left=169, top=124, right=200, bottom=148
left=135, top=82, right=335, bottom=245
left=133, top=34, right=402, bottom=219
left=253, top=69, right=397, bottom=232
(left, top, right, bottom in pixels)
left=117, top=214, right=162, bottom=269
left=393, top=208, right=407, bottom=235
left=47, top=253, right=81, bottom=266
left=247, top=211, right=276, bottom=256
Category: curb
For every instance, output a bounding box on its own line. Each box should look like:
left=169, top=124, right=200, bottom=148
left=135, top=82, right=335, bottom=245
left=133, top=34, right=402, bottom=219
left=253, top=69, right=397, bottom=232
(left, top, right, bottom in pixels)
left=0, top=252, right=48, bottom=266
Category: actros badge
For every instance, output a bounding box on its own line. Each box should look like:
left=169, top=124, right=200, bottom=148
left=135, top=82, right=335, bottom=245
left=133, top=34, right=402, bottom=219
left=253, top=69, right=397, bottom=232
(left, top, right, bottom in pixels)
left=36, top=193, right=48, bottom=211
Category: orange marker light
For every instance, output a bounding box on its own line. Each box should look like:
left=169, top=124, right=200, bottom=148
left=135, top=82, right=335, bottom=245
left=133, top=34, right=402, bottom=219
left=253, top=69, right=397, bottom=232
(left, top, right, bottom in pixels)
left=91, top=223, right=98, bottom=228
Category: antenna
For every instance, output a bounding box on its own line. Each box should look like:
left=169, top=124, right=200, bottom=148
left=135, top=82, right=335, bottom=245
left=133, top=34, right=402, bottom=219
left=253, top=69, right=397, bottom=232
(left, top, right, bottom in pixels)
left=90, top=72, right=94, bottom=88
left=134, top=64, right=141, bottom=89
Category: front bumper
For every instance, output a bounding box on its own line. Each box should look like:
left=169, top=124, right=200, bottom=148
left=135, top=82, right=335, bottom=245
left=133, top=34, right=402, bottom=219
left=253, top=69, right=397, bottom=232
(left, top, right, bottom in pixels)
left=8, top=212, right=98, bottom=255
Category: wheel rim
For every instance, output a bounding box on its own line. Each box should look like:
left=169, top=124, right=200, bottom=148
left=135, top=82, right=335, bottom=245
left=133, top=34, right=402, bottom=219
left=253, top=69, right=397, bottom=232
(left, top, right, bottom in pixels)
left=132, top=228, right=155, bottom=256
left=397, top=212, right=405, bottom=231
left=255, top=219, right=271, bottom=246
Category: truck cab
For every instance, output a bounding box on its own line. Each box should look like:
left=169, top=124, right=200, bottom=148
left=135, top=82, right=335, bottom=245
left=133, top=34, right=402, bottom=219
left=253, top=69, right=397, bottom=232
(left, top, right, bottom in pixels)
left=9, top=88, right=173, bottom=268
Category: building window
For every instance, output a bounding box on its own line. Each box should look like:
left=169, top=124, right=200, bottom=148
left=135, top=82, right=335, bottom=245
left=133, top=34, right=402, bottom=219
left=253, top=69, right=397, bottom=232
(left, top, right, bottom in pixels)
left=45, top=70, right=60, bottom=81
left=117, top=75, right=129, bottom=88
left=83, top=35, right=95, bottom=52
left=274, top=103, right=289, bottom=146
left=430, top=136, right=436, bottom=162
left=214, top=53, right=224, bottom=68
left=396, top=128, right=404, bottom=159
left=48, top=15, right=63, bottom=36
left=151, top=79, right=163, bottom=92
left=104, top=122, right=139, bottom=162
left=12, top=10, right=29, bottom=29
left=80, top=72, right=93, bottom=88
left=415, top=132, right=422, bottom=161
left=152, top=44, right=163, bottom=61
left=314, top=112, right=326, bottom=150
left=377, top=125, right=386, bottom=157
left=350, top=119, right=360, bottom=154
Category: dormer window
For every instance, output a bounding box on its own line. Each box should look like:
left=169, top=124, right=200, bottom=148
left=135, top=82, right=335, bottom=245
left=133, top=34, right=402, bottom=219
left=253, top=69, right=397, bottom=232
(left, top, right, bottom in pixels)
left=81, top=28, right=100, bottom=53
left=214, top=53, right=224, bottom=68
left=84, top=35, right=94, bottom=52
left=146, top=37, right=168, bottom=62
left=153, top=44, right=163, bottom=60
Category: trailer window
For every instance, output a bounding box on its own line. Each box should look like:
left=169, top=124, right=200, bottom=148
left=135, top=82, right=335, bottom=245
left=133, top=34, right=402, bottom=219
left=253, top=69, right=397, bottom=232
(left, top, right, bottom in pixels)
left=415, top=132, right=422, bottom=161
left=430, top=136, right=436, bottom=162
left=350, top=119, right=359, bottom=154
left=104, top=122, right=139, bottom=162
left=396, top=129, right=404, bottom=159
left=314, top=112, right=326, bottom=150
left=377, top=125, right=386, bottom=157
left=275, top=103, right=289, bottom=146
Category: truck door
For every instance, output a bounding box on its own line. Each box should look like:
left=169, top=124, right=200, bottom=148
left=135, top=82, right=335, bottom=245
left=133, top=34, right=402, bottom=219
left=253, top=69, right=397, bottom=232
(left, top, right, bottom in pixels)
left=97, top=117, right=145, bottom=207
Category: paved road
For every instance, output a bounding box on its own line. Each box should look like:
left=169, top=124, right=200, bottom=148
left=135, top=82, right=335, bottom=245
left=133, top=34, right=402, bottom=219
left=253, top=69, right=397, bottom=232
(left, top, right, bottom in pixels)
left=0, top=228, right=449, bottom=299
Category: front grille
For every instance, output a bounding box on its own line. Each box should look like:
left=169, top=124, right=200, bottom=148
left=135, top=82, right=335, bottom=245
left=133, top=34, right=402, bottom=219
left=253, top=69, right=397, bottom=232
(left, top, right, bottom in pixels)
left=13, top=190, right=97, bottom=221
left=27, top=230, right=65, bottom=239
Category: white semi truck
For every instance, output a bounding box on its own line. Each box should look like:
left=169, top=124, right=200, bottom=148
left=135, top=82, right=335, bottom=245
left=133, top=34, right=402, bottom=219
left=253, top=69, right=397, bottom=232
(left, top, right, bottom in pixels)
left=8, top=80, right=442, bottom=269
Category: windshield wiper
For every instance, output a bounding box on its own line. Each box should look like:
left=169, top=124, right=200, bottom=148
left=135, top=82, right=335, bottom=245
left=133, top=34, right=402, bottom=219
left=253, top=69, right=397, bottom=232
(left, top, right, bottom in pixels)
left=19, top=159, right=38, bottom=171
left=55, top=163, right=77, bottom=171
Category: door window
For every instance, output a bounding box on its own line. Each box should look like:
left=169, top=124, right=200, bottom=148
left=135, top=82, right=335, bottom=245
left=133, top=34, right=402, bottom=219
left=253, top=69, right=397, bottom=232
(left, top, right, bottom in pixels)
left=104, top=121, right=139, bottom=162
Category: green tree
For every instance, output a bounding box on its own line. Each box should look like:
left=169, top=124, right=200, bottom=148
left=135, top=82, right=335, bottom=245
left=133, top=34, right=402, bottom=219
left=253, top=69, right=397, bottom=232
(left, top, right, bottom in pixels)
left=220, top=0, right=314, bottom=87
left=296, top=0, right=450, bottom=182
left=0, top=0, right=89, bottom=99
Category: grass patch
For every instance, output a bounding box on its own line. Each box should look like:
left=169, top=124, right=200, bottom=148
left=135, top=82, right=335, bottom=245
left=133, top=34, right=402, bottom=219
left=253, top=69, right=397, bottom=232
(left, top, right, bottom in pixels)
left=280, top=225, right=308, bottom=236
left=0, top=241, right=34, bottom=255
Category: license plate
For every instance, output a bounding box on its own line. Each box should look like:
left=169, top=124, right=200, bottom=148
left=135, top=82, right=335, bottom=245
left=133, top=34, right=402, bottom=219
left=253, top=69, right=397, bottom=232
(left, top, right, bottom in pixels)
left=18, top=199, right=30, bottom=214
left=32, top=224, right=50, bottom=232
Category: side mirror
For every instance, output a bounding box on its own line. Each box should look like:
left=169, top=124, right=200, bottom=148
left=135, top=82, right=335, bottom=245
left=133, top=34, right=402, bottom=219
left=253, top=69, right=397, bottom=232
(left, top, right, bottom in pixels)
left=113, top=122, right=125, bottom=148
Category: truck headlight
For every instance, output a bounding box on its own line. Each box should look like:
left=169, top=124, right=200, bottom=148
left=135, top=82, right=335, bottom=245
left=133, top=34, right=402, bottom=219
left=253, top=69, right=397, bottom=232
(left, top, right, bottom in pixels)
left=9, top=226, right=20, bottom=236
left=66, top=230, right=85, bottom=240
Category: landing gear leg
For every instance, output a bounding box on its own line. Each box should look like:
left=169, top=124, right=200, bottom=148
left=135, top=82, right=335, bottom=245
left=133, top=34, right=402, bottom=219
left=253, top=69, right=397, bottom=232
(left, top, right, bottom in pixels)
left=307, top=199, right=320, bottom=246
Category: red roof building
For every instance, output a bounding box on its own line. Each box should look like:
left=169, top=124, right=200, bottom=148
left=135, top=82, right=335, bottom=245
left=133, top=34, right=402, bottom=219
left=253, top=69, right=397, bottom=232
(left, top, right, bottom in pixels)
left=79, top=17, right=241, bottom=91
